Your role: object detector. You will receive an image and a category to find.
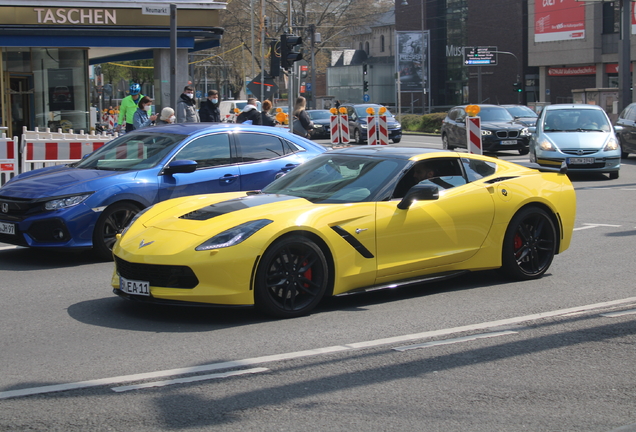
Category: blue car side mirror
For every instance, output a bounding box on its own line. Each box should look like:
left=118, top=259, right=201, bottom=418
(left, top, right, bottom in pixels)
left=163, top=159, right=197, bottom=175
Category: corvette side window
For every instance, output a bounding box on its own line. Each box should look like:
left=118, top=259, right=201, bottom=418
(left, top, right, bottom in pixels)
left=174, top=133, right=232, bottom=168
left=461, top=158, right=497, bottom=182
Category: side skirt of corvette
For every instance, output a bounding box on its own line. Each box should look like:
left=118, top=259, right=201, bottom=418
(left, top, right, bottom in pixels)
left=335, top=270, right=470, bottom=296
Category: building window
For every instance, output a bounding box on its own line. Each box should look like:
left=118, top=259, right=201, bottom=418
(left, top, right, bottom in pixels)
left=359, top=42, right=363, bottom=50
left=381, top=35, right=385, bottom=52
left=603, top=1, right=620, bottom=34
left=365, top=41, right=370, bottom=55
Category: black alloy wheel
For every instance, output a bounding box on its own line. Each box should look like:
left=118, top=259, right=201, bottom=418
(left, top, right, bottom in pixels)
left=500, top=206, right=557, bottom=280
left=441, top=134, right=454, bottom=150
left=254, top=236, right=329, bottom=318
left=92, top=202, right=141, bottom=261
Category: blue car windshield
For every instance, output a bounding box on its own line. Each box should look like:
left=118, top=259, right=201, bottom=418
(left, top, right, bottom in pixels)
left=74, top=132, right=187, bottom=170
left=262, top=154, right=405, bottom=203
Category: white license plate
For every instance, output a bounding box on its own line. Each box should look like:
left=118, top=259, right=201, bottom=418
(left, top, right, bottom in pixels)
left=119, top=276, right=150, bottom=296
left=501, top=140, right=517, bottom=145
left=567, top=157, right=595, bottom=165
left=0, top=222, right=15, bottom=235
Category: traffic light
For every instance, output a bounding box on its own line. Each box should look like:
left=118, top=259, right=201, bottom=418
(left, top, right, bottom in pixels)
left=513, top=82, right=522, bottom=92
left=280, top=34, right=303, bottom=70
left=363, top=63, right=368, bottom=75
left=363, top=80, right=369, bottom=93
left=270, top=40, right=280, bottom=77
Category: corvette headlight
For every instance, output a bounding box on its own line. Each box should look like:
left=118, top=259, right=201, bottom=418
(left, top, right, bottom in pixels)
left=44, top=193, right=92, bottom=210
left=604, top=136, right=619, bottom=151
left=538, top=138, right=557, bottom=151
left=195, top=219, right=273, bottom=251
left=481, top=130, right=492, bottom=136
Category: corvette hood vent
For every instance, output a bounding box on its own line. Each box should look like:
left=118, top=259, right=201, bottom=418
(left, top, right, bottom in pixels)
left=179, top=194, right=298, bottom=221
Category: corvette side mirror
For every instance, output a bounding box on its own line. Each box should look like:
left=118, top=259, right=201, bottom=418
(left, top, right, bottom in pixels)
left=397, top=184, right=439, bottom=210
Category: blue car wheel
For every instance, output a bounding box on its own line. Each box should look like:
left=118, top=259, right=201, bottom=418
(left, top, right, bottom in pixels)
left=93, top=202, right=142, bottom=260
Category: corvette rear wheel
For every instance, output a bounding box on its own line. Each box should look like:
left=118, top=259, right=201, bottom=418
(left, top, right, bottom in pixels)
left=500, top=207, right=556, bottom=280
left=93, top=202, right=141, bottom=261
left=255, top=236, right=329, bottom=318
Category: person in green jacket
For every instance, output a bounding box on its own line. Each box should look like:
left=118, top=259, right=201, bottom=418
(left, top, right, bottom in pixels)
left=118, top=83, right=143, bottom=132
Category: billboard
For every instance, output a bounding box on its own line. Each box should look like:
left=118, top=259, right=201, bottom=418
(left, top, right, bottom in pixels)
left=534, top=0, right=585, bottom=42
left=396, top=31, right=429, bottom=93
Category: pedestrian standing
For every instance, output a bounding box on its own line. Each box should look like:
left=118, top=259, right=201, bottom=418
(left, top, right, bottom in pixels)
left=118, top=83, right=143, bottom=132
left=176, top=85, right=200, bottom=123
left=132, top=96, right=158, bottom=130
left=236, top=98, right=262, bottom=125
left=199, top=89, right=221, bottom=122
left=261, top=100, right=278, bottom=126
left=155, top=107, right=175, bottom=125
left=292, top=96, right=314, bottom=138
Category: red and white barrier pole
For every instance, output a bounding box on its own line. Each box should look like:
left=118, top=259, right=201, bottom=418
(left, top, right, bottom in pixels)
left=465, top=105, right=482, bottom=155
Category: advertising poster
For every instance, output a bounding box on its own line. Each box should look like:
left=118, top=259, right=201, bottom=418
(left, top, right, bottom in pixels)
left=48, top=68, right=75, bottom=111
left=534, top=0, right=585, bottom=42
left=396, top=31, right=429, bottom=92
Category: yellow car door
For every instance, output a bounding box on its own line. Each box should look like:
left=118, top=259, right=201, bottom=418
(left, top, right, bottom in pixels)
left=375, top=182, right=495, bottom=281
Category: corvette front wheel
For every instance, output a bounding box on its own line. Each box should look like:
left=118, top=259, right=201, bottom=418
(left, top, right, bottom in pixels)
left=500, top=207, right=556, bottom=280
left=255, top=236, right=329, bottom=318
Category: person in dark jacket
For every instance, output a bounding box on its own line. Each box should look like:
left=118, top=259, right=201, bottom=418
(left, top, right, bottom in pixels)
left=261, top=99, right=278, bottom=126
left=236, top=98, right=262, bottom=125
left=292, top=96, right=314, bottom=138
left=199, top=89, right=221, bottom=122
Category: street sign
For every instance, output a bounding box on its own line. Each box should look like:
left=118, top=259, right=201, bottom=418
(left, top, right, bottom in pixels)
left=195, top=90, right=202, bottom=98
left=246, top=75, right=279, bottom=100
left=463, top=46, right=497, bottom=66
left=141, top=4, right=170, bottom=15
left=363, top=94, right=370, bottom=102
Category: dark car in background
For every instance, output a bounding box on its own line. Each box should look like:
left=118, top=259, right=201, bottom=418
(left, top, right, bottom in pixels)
left=614, top=102, right=636, bottom=158
left=440, top=104, right=531, bottom=155
left=502, top=104, right=539, bottom=127
left=306, top=109, right=332, bottom=139
left=340, top=103, right=402, bottom=144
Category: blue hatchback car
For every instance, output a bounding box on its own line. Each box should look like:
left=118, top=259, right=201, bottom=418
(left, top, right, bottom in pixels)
left=0, top=123, right=326, bottom=259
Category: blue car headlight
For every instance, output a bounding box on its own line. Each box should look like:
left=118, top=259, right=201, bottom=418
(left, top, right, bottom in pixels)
left=195, top=219, right=273, bottom=251
left=44, top=193, right=92, bottom=210
left=604, top=136, right=619, bottom=151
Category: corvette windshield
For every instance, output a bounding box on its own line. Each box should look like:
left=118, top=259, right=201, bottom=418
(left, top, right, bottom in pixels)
left=74, top=132, right=187, bottom=171
left=263, top=154, right=405, bottom=203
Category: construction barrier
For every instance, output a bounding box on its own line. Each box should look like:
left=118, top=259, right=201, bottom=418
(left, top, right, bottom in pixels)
left=377, top=115, right=389, bottom=145
left=0, top=134, right=19, bottom=187
left=367, top=116, right=377, bottom=145
left=466, top=116, right=482, bottom=154
left=21, top=127, right=117, bottom=173
left=330, top=112, right=349, bottom=145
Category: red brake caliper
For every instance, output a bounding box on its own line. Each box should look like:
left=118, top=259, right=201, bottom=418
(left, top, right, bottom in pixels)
left=302, top=260, right=312, bottom=288
left=513, top=233, right=523, bottom=257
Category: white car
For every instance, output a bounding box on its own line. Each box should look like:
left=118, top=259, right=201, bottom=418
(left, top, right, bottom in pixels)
left=218, top=100, right=262, bottom=122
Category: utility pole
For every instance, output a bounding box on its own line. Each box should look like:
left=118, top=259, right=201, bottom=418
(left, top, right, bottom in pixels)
left=619, top=0, right=631, bottom=111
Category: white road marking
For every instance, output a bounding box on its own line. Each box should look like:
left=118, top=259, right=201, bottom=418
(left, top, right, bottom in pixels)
left=111, top=367, right=269, bottom=393
left=2, top=296, right=636, bottom=400
left=600, top=309, right=636, bottom=318
left=574, top=223, right=622, bottom=231
left=392, top=330, right=518, bottom=352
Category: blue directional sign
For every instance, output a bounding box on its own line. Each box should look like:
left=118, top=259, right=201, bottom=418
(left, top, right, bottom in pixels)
left=363, top=94, right=370, bottom=102
left=196, top=90, right=202, bottom=98
left=463, top=46, right=497, bottom=66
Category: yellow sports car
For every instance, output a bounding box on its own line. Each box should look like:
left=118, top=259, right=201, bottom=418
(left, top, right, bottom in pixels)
left=112, top=147, right=576, bottom=318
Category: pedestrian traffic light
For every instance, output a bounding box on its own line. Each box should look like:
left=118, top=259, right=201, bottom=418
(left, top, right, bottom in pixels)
left=363, top=64, right=368, bottom=75
left=280, top=34, right=303, bottom=70
left=513, top=82, right=522, bottom=92
left=363, top=80, right=369, bottom=92
left=270, top=40, right=280, bottom=77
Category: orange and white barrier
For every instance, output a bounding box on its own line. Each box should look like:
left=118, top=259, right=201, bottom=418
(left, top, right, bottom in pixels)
left=367, top=116, right=377, bottom=145
left=329, top=109, right=350, bottom=145
left=0, top=134, right=18, bottom=186
left=21, top=127, right=116, bottom=173
left=365, top=107, right=388, bottom=146
left=377, top=115, right=388, bottom=145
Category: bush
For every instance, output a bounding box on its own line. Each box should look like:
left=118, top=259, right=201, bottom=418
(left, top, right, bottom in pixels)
left=397, top=112, right=446, bottom=134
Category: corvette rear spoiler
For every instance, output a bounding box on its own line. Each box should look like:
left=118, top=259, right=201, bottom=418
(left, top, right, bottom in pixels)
left=515, top=161, right=568, bottom=174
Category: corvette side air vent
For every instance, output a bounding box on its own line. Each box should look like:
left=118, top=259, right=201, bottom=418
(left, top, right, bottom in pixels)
left=484, top=176, right=518, bottom=184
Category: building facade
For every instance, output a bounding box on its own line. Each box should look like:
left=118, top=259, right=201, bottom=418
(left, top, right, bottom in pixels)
left=0, top=0, right=224, bottom=137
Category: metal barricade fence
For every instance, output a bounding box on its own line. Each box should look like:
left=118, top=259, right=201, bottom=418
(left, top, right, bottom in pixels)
left=0, top=134, right=19, bottom=187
